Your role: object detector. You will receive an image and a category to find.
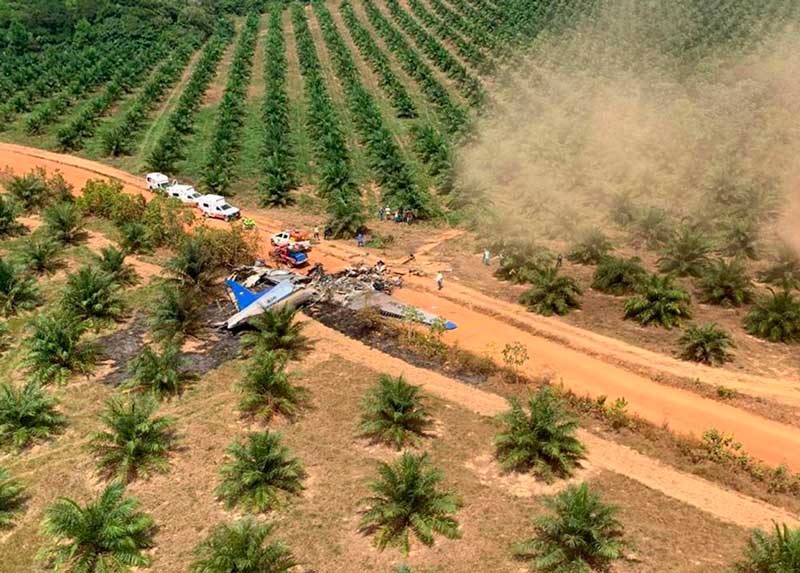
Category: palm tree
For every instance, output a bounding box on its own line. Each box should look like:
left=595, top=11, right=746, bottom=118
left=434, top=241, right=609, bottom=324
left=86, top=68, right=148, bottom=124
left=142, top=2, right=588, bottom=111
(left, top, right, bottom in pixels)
left=0, top=195, right=25, bottom=238
left=494, top=387, right=585, bottom=482
left=623, top=274, right=691, bottom=328
left=698, top=258, right=754, bottom=307
left=358, top=452, right=461, bottom=555
left=758, top=246, right=800, bottom=290
left=24, top=311, right=96, bottom=384
left=89, top=395, right=177, bottom=483
left=61, top=266, right=125, bottom=323
left=516, top=482, right=624, bottom=573
left=238, top=351, right=308, bottom=423
left=735, top=523, right=800, bottom=572
left=519, top=267, right=582, bottom=316
left=657, top=225, right=712, bottom=277
left=39, top=481, right=154, bottom=572
left=18, top=236, right=65, bottom=275
left=359, top=374, right=431, bottom=449
left=216, top=431, right=305, bottom=513
left=119, top=221, right=152, bottom=255
left=125, top=343, right=187, bottom=399
left=568, top=229, right=612, bottom=265
left=93, top=246, right=138, bottom=286
left=0, top=467, right=26, bottom=529
left=148, top=284, right=204, bottom=343
left=744, top=288, right=800, bottom=343
left=165, top=235, right=219, bottom=293
left=0, top=381, right=66, bottom=450
left=42, top=201, right=87, bottom=245
left=242, top=307, right=312, bottom=360
left=0, top=258, right=40, bottom=316
left=678, top=323, right=734, bottom=366
left=591, top=256, right=648, bottom=296
left=191, top=519, right=298, bottom=573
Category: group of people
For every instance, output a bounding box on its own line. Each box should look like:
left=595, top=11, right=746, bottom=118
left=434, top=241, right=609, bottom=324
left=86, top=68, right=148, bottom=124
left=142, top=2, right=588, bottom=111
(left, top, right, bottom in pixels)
left=378, top=206, right=415, bottom=224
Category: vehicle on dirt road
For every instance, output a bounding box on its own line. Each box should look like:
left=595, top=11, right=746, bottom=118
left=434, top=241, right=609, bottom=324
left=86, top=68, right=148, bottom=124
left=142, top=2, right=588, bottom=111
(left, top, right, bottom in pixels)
left=271, top=230, right=311, bottom=250
left=165, top=183, right=202, bottom=204
left=145, top=172, right=170, bottom=191
left=196, top=194, right=240, bottom=221
left=271, top=244, right=309, bottom=267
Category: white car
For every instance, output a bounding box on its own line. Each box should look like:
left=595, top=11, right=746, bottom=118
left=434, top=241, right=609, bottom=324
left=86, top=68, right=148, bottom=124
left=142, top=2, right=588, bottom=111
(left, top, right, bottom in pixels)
left=145, top=172, right=170, bottom=191
left=165, top=183, right=202, bottom=204
left=196, top=194, right=240, bottom=221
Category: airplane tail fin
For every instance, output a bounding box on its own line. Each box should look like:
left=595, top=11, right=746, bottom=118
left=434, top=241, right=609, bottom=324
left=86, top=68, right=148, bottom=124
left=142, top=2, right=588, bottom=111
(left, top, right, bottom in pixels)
left=224, top=278, right=261, bottom=310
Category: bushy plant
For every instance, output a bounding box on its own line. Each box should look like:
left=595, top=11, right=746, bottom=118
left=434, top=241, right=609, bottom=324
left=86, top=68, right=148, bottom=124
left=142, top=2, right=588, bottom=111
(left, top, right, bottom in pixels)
left=238, top=351, right=308, bottom=423
left=358, top=452, right=461, bottom=555
left=77, top=180, right=146, bottom=224
left=0, top=382, right=66, bottom=451
left=719, top=219, right=759, bottom=260
left=191, top=519, right=298, bottom=573
left=758, top=246, right=800, bottom=290
left=493, top=239, right=554, bottom=284
left=495, top=387, right=585, bottom=482
left=0, top=467, right=25, bottom=529
left=0, top=195, right=25, bottom=238
left=657, top=225, right=712, bottom=277
left=5, top=168, right=72, bottom=212
left=93, top=246, right=138, bottom=286
left=359, top=374, right=431, bottom=449
left=18, top=237, right=65, bottom=275
left=24, top=311, right=95, bottom=384
left=744, top=289, right=800, bottom=343
left=216, top=431, right=305, bottom=513
left=516, top=482, right=624, bottom=573
left=735, top=523, right=800, bottom=573
left=165, top=235, right=219, bottom=293
left=678, top=323, right=734, bottom=366
left=623, top=275, right=691, bottom=328
left=118, top=221, right=152, bottom=254
left=519, top=267, right=582, bottom=316
left=591, top=256, right=647, bottom=295
left=148, top=284, right=204, bottom=343
left=0, top=258, right=40, bottom=315
left=125, top=343, right=187, bottom=399
left=39, top=482, right=154, bottom=572
left=698, top=258, right=754, bottom=307
left=42, top=201, right=87, bottom=245
left=609, top=192, right=637, bottom=227
left=89, top=395, right=176, bottom=483
left=61, top=266, right=125, bottom=323
left=242, top=307, right=311, bottom=360
left=567, top=229, right=612, bottom=265
left=631, top=206, right=673, bottom=249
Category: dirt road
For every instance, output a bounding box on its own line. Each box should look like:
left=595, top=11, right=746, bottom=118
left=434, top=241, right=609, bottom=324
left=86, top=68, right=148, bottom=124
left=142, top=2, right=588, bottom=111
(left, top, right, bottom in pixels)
left=2, top=143, right=800, bottom=473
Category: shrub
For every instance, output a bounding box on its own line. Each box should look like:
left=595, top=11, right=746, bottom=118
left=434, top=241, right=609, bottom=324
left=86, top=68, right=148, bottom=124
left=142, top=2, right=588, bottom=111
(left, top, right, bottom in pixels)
left=657, top=225, right=712, bottom=277
left=4, top=168, right=72, bottom=212
left=494, top=240, right=554, bottom=284
left=359, top=374, right=432, bottom=449
left=89, top=395, right=177, bottom=483
left=238, top=351, right=308, bottom=423
left=631, top=206, right=673, bottom=249
left=165, top=235, right=219, bottom=293
left=93, top=246, right=139, bottom=286
left=698, top=258, right=754, bottom=307
left=519, top=267, right=582, bottom=316
left=241, top=307, right=311, bottom=360
left=0, top=382, right=66, bottom=451
left=125, top=343, right=187, bottom=399
left=216, top=431, right=305, bottom=513
left=719, top=219, right=759, bottom=260
left=758, top=246, right=800, bottom=290
left=567, top=229, right=612, bottom=265
left=623, top=275, right=691, bottom=328
left=0, top=195, right=25, bottom=238
left=61, top=266, right=125, bottom=323
left=735, top=523, right=800, bottom=573
left=24, top=311, right=96, bottom=384
left=119, top=221, right=153, bottom=254
left=0, top=467, right=25, bottom=529
left=744, top=289, right=800, bottom=343
left=609, top=192, right=637, bottom=227
left=77, top=179, right=146, bottom=224
left=516, top=482, right=624, bottom=573
left=0, top=258, right=40, bottom=315
left=358, top=452, right=461, bottom=555
left=141, top=196, right=192, bottom=248
left=591, top=256, right=647, bottom=295
left=148, top=285, right=204, bottom=343
left=42, top=202, right=87, bottom=245
left=678, top=323, right=734, bottom=365
left=39, top=482, right=154, bottom=572
left=194, top=226, right=258, bottom=270
left=18, top=237, right=65, bottom=275
left=495, top=387, right=585, bottom=482
left=191, top=519, right=298, bottom=573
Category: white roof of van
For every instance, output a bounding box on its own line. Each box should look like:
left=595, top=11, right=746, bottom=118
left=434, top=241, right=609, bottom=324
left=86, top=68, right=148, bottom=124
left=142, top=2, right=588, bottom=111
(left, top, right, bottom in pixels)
left=198, top=194, right=226, bottom=202
left=146, top=172, right=169, bottom=183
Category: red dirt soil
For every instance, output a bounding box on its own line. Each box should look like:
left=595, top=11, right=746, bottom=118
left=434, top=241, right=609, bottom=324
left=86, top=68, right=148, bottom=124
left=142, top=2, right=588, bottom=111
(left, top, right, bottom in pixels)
left=2, top=143, right=800, bottom=474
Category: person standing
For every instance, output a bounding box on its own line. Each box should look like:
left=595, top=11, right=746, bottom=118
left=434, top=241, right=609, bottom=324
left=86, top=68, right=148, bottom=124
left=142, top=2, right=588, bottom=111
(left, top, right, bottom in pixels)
left=357, top=232, right=364, bottom=247
left=378, top=207, right=384, bottom=221
left=313, top=226, right=320, bottom=242
left=483, top=249, right=491, bottom=265
left=435, top=271, right=444, bottom=291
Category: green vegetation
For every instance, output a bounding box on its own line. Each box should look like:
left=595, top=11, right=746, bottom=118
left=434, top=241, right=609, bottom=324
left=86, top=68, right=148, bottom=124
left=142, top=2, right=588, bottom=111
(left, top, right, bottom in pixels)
left=24, top=311, right=95, bottom=384
left=0, top=382, right=66, bottom=451
left=758, top=246, right=800, bottom=290
left=735, top=523, right=800, bottom=573
left=359, top=374, right=432, bottom=449
left=165, top=235, right=220, bottom=294
left=0, top=467, right=25, bottom=529
left=698, top=258, right=754, bottom=307
left=678, top=323, right=734, bottom=366
left=241, top=307, right=311, bottom=360
left=744, top=288, right=800, bottom=343
left=92, top=246, right=138, bottom=286
left=0, top=196, right=25, bottom=238
left=568, top=229, right=612, bottom=265
left=591, top=256, right=647, bottom=295
left=3, top=168, right=71, bottom=213
left=148, top=284, right=204, bottom=343
left=519, top=267, right=582, bottom=316
left=657, top=226, right=712, bottom=277
left=237, top=351, right=308, bottom=423
left=42, top=201, right=86, bottom=245
left=125, top=343, right=187, bottom=399
left=61, top=266, right=125, bottom=323
left=0, top=258, right=40, bottom=315
left=18, top=237, right=65, bottom=275
left=623, top=275, right=691, bottom=328
left=191, top=519, right=298, bottom=573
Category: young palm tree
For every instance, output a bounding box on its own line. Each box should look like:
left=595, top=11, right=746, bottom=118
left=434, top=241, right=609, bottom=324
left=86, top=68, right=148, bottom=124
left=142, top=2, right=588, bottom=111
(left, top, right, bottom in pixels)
left=18, top=236, right=65, bottom=275
left=494, top=387, right=585, bottom=482
left=516, top=482, right=624, bottom=573
left=39, top=481, right=154, bottom=572
left=89, top=395, right=176, bottom=483
left=216, top=431, right=305, bottom=513
left=242, top=307, right=312, bottom=360
left=758, top=246, right=800, bottom=290
left=519, top=267, right=582, bottom=316
left=567, top=229, right=612, bottom=265
left=591, top=256, right=648, bottom=296
left=0, top=381, right=66, bottom=450
left=165, top=236, right=219, bottom=293
left=678, top=323, right=734, bottom=366
left=657, top=225, right=712, bottom=278
left=119, top=221, right=152, bottom=255
left=0, top=467, right=25, bottom=529
left=0, top=258, right=40, bottom=316
left=61, top=266, right=125, bottom=323
left=623, top=274, right=691, bottom=329
left=0, top=195, right=25, bottom=238
left=148, top=284, right=204, bottom=343
left=631, top=206, right=673, bottom=249
left=358, top=452, right=461, bottom=555
left=190, top=518, right=298, bottom=573
left=24, top=311, right=96, bottom=384
left=125, top=343, right=187, bottom=399
left=698, top=258, right=754, bottom=307
left=493, top=240, right=554, bottom=284
left=735, top=523, right=800, bottom=573
left=42, top=201, right=87, bottom=245
left=238, top=351, right=308, bottom=423
left=744, top=288, right=800, bottom=343
left=93, top=246, right=139, bottom=286
left=358, top=374, right=432, bottom=449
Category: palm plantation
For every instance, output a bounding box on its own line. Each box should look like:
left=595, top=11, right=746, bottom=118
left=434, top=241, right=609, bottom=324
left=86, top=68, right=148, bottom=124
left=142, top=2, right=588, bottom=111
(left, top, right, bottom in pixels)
left=358, top=374, right=432, bottom=449
left=237, top=350, right=308, bottom=422
left=24, top=311, right=95, bottom=384
left=191, top=519, right=298, bottom=573
left=0, top=381, right=66, bottom=450
left=242, top=307, right=312, bottom=359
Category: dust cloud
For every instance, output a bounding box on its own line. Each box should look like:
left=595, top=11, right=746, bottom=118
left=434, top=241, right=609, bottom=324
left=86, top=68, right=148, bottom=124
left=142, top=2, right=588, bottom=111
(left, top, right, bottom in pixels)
left=458, top=1, right=800, bottom=252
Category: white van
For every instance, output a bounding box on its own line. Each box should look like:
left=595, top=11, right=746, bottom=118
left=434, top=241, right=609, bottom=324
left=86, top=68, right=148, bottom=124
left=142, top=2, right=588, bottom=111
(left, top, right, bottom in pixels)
left=196, top=194, right=240, bottom=221
left=165, top=183, right=202, bottom=204
left=145, top=172, right=170, bottom=191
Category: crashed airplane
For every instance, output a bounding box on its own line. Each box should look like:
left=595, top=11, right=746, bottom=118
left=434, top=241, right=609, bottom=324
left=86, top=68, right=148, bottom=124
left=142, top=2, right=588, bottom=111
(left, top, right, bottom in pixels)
left=223, top=263, right=457, bottom=331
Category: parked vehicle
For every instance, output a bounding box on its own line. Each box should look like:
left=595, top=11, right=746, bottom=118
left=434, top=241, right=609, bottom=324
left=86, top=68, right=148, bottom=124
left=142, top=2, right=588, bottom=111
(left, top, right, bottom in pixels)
left=145, top=172, right=170, bottom=191
left=271, top=230, right=311, bottom=250
left=165, top=183, right=202, bottom=204
left=196, top=194, right=240, bottom=221
left=271, top=244, right=308, bottom=267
